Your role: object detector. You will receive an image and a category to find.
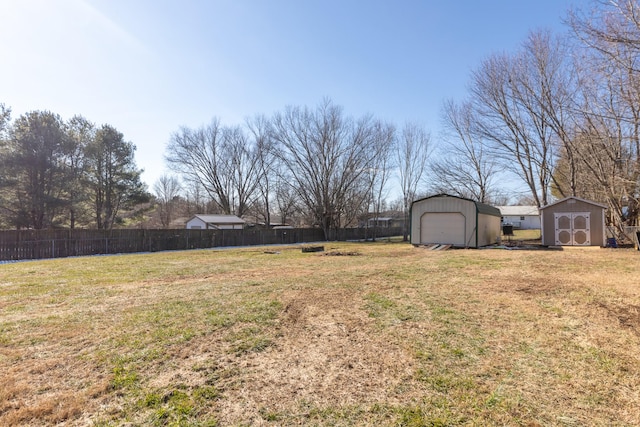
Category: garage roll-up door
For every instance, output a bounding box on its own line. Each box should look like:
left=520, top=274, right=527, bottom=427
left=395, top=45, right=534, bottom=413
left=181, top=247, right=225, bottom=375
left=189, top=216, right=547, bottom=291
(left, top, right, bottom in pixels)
left=420, top=212, right=466, bottom=245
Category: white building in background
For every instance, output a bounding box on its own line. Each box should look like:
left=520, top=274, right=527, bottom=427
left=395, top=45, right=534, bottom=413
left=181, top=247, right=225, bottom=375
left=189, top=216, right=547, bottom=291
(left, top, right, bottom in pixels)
left=185, top=214, right=245, bottom=230
left=497, top=206, right=540, bottom=230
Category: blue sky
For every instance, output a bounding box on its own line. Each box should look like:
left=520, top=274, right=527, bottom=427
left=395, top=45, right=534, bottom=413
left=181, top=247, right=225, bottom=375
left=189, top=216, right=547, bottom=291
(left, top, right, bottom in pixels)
left=1, top=0, right=575, bottom=196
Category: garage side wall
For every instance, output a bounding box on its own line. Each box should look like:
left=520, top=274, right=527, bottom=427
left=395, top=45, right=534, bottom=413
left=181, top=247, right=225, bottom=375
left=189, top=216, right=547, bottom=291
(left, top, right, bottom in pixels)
left=411, top=198, right=476, bottom=247
left=541, top=199, right=605, bottom=246
left=478, top=213, right=501, bottom=247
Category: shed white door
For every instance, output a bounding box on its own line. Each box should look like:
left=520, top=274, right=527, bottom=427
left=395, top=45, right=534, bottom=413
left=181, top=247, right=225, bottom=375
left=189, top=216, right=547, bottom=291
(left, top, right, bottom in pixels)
left=554, top=212, right=591, bottom=245
left=420, top=212, right=466, bottom=245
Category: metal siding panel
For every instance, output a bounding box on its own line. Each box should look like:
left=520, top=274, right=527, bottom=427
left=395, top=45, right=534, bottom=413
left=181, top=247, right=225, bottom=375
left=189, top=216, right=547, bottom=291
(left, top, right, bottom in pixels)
left=478, top=214, right=501, bottom=247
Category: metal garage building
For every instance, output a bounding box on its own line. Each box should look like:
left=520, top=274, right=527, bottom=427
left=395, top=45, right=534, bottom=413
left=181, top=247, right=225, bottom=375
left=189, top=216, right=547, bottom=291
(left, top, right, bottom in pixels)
left=539, top=196, right=607, bottom=246
left=410, top=194, right=502, bottom=248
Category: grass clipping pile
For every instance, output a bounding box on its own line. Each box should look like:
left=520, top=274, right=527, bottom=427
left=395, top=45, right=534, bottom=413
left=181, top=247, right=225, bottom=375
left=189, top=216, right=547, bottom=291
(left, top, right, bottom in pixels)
left=1, top=243, right=640, bottom=425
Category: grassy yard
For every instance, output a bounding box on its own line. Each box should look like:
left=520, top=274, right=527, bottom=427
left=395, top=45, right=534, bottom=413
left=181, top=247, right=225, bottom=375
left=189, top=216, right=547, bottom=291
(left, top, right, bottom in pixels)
left=506, top=228, right=542, bottom=241
left=1, top=242, right=639, bottom=426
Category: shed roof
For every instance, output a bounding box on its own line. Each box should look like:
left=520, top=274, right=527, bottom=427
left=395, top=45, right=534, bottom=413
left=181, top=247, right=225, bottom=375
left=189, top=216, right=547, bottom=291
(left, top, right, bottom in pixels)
left=497, top=205, right=539, bottom=216
left=412, top=194, right=501, bottom=217
left=190, top=214, right=246, bottom=224
left=539, top=196, right=608, bottom=211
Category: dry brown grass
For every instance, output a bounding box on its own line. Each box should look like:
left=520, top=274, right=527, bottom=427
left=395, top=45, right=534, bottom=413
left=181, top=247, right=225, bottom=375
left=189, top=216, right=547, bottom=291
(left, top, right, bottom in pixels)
left=1, top=243, right=639, bottom=426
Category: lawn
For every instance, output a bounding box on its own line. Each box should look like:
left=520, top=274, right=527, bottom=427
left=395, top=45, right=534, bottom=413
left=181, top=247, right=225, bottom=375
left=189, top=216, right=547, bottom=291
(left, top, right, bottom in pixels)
left=1, top=242, right=639, bottom=426
left=505, top=228, right=542, bottom=241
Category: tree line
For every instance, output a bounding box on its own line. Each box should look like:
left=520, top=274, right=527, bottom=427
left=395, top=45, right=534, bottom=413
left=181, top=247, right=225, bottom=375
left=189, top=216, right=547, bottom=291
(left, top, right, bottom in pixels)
left=162, top=99, right=430, bottom=240
left=0, top=109, right=148, bottom=229
left=432, top=0, right=640, bottom=235
left=3, top=1, right=640, bottom=236
left=0, top=100, right=431, bottom=240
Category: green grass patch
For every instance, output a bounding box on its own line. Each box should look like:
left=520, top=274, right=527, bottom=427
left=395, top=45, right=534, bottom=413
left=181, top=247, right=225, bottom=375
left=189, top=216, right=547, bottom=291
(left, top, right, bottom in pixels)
left=364, top=292, right=422, bottom=325
left=227, top=326, right=274, bottom=355
left=138, top=386, right=220, bottom=426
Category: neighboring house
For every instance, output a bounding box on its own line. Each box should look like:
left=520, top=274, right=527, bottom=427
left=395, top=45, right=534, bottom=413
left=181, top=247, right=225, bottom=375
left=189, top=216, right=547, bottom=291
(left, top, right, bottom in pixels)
left=410, top=194, right=501, bottom=248
left=366, top=216, right=405, bottom=229
left=185, top=214, right=246, bottom=230
left=539, top=197, right=607, bottom=247
left=497, top=206, right=541, bottom=230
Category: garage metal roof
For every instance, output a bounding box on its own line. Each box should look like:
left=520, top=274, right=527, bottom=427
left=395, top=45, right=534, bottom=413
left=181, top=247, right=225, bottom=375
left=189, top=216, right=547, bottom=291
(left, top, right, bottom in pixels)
left=412, top=194, right=501, bottom=217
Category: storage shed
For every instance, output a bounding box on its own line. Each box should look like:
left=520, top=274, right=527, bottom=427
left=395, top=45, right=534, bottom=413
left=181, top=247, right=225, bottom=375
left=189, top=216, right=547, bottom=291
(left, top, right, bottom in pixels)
left=539, top=196, right=607, bottom=246
left=410, top=194, right=502, bottom=248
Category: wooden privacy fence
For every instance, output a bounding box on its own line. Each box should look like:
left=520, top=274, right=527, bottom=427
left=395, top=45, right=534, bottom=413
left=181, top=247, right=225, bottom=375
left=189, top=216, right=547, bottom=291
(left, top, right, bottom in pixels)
left=0, top=227, right=402, bottom=261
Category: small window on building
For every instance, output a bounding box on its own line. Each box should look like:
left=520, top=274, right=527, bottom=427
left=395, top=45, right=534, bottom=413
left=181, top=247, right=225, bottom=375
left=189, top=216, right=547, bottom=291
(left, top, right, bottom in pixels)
left=520, top=216, right=525, bottom=221
left=191, top=225, right=202, bottom=229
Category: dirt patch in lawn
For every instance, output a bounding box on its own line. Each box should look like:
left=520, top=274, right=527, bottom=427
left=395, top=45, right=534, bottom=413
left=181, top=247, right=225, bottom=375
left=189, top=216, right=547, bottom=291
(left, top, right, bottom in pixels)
left=193, top=287, right=417, bottom=424
left=596, top=302, right=640, bottom=336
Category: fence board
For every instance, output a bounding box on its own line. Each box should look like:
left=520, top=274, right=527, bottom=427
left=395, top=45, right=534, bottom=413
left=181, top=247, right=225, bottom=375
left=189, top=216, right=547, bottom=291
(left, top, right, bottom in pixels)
left=0, top=227, right=401, bottom=261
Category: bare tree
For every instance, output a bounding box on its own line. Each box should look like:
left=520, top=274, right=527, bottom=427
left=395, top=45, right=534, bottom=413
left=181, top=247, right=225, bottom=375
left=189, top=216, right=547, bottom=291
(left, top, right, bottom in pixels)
left=521, top=30, right=580, bottom=199
left=183, top=184, right=209, bottom=216
left=472, top=50, right=553, bottom=206
left=471, top=31, right=573, bottom=207
left=568, top=0, right=640, bottom=69
left=271, top=99, right=385, bottom=239
left=362, top=121, right=396, bottom=240
left=166, top=119, right=233, bottom=214
left=223, top=126, right=262, bottom=217
left=274, top=179, right=300, bottom=226
left=568, top=0, right=640, bottom=228
left=246, top=115, right=277, bottom=226
left=431, top=100, right=499, bottom=203
left=396, top=122, right=431, bottom=241
left=166, top=119, right=260, bottom=217
left=153, top=174, right=182, bottom=228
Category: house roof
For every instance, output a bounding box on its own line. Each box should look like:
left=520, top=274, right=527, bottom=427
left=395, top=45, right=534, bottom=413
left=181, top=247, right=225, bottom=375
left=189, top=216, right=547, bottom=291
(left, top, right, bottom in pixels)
left=539, top=196, right=608, bottom=211
left=497, top=206, right=539, bottom=216
left=190, top=214, right=246, bottom=224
